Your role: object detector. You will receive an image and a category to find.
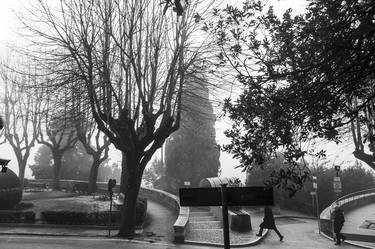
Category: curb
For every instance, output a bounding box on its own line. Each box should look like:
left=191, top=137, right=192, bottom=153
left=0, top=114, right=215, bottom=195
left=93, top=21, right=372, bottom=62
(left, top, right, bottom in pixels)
left=0, top=223, right=120, bottom=230
left=320, top=231, right=375, bottom=249
left=183, top=229, right=269, bottom=247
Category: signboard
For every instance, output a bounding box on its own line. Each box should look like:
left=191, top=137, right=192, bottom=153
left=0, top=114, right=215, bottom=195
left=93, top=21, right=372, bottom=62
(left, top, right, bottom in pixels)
left=333, top=176, right=342, bottom=193
left=312, top=176, right=317, bottom=191
left=184, top=181, right=191, bottom=186
left=179, top=186, right=274, bottom=207
left=179, top=187, right=222, bottom=206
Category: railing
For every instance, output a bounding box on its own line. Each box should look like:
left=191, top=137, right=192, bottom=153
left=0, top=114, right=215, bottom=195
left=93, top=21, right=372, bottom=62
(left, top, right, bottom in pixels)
left=320, top=188, right=375, bottom=238
left=334, top=188, right=375, bottom=208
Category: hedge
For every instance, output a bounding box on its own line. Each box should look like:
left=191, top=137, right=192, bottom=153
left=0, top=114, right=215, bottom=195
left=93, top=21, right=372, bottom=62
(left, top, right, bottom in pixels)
left=41, top=197, right=147, bottom=226
left=0, top=211, right=36, bottom=223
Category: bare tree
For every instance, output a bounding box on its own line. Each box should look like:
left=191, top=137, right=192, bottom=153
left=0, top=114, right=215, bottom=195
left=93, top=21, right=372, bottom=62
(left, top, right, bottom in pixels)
left=20, top=0, right=213, bottom=236
left=0, top=60, right=41, bottom=188
left=76, top=116, right=110, bottom=193
left=36, top=84, right=78, bottom=190
left=70, top=82, right=111, bottom=193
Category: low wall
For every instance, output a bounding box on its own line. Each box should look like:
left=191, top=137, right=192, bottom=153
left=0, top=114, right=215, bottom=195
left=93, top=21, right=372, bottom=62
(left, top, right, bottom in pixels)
left=320, top=191, right=375, bottom=237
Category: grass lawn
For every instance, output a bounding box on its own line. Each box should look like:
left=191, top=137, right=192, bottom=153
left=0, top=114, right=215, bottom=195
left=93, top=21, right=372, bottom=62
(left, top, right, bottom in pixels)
left=19, top=191, right=113, bottom=213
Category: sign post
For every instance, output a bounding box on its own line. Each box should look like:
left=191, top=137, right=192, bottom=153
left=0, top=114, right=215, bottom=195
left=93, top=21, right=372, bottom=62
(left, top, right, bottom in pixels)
left=179, top=186, right=274, bottom=249
left=310, top=176, right=321, bottom=234
left=221, top=184, right=230, bottom=249
left=333, top=166, right=342, bottom=204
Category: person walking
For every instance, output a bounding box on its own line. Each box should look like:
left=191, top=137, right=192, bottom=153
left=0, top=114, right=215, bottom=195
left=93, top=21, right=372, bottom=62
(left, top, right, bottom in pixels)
left=333, top=206, right=345, bottom=245
left=256, top=206, right=284, bottom=241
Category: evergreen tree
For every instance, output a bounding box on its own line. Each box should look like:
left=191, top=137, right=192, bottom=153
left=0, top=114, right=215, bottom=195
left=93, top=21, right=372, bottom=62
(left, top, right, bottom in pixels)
left=164, top=78, right=220, bottom=193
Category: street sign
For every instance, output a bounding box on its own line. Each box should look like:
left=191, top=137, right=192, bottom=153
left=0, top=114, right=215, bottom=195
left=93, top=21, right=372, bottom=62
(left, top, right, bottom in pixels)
left=179, top=186, right=274, bottom=207
left=312, top=176, right=317, bottom=190
left=333, top=176, right=342, bottom=193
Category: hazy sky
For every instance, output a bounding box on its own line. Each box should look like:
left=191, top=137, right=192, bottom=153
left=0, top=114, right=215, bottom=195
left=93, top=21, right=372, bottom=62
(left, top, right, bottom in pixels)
left=0, top=0, right=360, bottom=181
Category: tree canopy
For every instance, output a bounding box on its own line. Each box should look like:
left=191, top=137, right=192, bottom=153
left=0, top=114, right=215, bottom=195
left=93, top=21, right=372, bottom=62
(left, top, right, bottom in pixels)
left=20, top=0, right=214, bottom=236
left=207, top=0, right=375, bottom=193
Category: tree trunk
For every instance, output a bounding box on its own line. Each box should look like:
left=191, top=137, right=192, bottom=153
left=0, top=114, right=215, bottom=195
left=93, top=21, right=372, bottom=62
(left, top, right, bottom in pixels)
left=14, top=151, right=27, bottom=190
left=88, top=160, right=100, bottom=193
left=353, top=150, right=375, bottom=170
left=120, top=153, right=127, bottom=194
left=118, top=152, right=143, bottom=237
left=18, top=165, right=26, bottom=190
left=52, top=153, right=63, bottom=190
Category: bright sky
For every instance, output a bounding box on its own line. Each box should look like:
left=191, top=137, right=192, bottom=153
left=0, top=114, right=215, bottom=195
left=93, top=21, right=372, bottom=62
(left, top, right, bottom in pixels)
left=0, top=0, right=362, bottom=181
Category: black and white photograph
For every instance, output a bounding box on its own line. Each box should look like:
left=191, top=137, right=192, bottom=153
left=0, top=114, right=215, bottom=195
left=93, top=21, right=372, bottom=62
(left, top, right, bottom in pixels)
left=0, top=0, right=374, bottom=248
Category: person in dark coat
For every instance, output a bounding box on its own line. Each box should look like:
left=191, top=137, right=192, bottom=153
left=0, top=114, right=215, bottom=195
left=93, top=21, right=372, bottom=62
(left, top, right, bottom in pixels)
left=333, top=206, right=345, bottom=245
left=256, top=206, right=284, bottom=241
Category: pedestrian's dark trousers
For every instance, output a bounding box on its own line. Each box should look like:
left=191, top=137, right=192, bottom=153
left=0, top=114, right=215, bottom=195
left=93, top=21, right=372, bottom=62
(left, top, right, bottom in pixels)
left=335, top=230, right=345, bottom=244
left=258, top=227, right=283, bottom=239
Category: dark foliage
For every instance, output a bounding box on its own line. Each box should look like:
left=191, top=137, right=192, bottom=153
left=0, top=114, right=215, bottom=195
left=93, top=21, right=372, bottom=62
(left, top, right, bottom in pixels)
left=164, top=79, right=220, bottom=193
left=0, top=211, right=35, bottom=223
left=247, top=159, right=375, bottom=214
left=207, top=0, right=375, bottom=194
left=29, top=144, right=119, bottom=182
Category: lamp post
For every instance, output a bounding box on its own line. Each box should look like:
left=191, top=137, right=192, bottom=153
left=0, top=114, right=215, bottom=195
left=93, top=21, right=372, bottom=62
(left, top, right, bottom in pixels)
left=107, top=179, right=116, bottom=237
left=333, top=165, right=342, bottom=203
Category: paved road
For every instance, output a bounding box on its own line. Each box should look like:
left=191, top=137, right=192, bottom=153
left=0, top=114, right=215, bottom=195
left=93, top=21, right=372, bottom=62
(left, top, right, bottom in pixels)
left=144, top=199, right=177, bottom=243
left=256, top=218, right=359, bottom=249
left=0, top=235, right=215, bottom=249
left=0, top=219, right=362, bottom=249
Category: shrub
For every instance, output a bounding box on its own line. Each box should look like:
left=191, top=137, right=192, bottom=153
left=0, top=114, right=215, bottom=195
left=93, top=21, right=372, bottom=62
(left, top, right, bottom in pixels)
left=0, top=211, right=35, bottom=223
left=71, top=182, right=89, bottom=193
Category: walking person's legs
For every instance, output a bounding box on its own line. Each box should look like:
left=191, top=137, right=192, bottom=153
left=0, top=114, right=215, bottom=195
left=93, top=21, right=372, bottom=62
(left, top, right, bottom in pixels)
left=335, top=232, right=341, bottom=245
left=256, top=228, right=264, bottom=236
left=273, top=227, right=284, bottom=241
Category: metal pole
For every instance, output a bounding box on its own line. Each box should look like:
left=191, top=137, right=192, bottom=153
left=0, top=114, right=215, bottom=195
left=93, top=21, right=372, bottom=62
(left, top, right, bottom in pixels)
left=221, top=184, right=230, bottom=249
left=315, top=193, right=321, bottom=234
left=311, top=194, right=315, bottom=216
left=108, top=192, right=113, bottom=237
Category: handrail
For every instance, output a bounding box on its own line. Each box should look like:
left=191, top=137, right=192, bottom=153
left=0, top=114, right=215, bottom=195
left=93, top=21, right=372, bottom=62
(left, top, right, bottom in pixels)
left=331, top=188, right=375, bottom=210
left=319, top=187, right=375, bottom=240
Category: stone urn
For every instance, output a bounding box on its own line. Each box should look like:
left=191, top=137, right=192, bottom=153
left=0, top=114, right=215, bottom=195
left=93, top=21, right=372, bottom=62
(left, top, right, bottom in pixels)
left=0, top=168, right=22, bottom=209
